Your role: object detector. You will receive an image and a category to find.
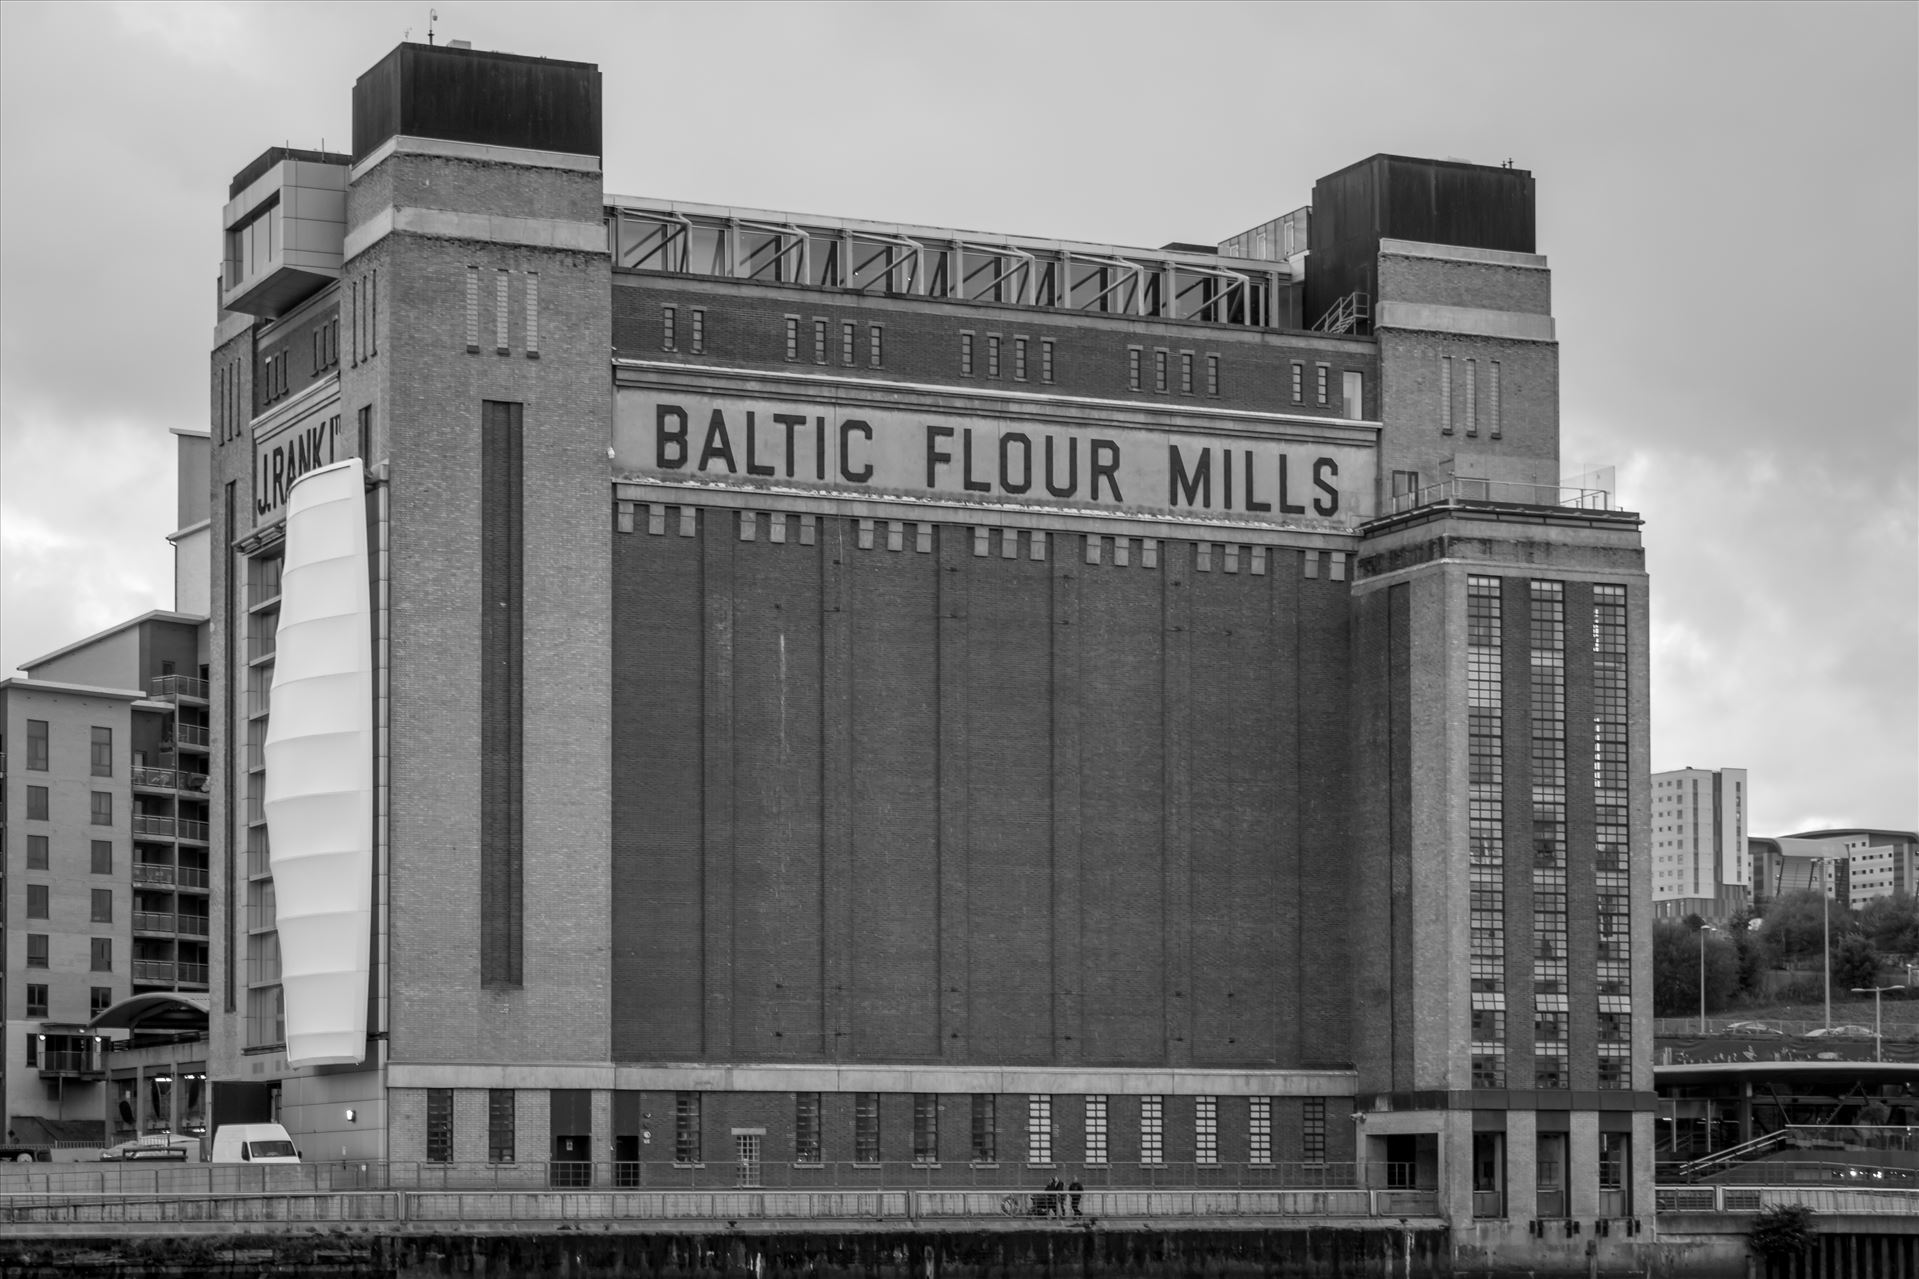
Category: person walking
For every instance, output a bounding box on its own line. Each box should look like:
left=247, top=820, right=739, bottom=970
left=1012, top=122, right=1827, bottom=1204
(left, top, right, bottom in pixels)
left=1068, top=1176, right=1083, bottom=1217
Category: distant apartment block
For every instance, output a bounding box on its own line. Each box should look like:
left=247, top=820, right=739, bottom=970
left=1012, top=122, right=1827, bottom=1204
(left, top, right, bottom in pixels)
left=1650, top=767, right=1747, bottom=920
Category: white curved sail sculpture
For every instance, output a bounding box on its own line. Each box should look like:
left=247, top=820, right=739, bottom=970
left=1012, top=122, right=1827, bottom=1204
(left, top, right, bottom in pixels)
left=263, top=457, right=373, bottom=1067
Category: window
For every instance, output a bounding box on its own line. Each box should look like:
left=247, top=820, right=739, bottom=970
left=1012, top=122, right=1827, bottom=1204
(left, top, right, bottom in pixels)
left=1180, top=351, right=1194, bottom=394
left=961, top=332, right=975, bottom=376
left=795, top=1093, right=822, bottom=1163
left=1127, top=346, right=1142, bottom=391
left=986, top=335, right=1001, bottom=378
left=488, top=1089, right=515, bottom=1162
left=1302, top=1098, right=1326, bottom=1164
left=1154, top=349, right=1168, bottom=393
left=1084, top=1096, right=1108, bottom=1165
left=1040, top=339, right=1054, bottom=383
left=1342, top=370, right=1364, bottom=420
left=854, top=1092, right=880, bottom=1163
left=90, top=726, right=113, bottom=776
left=29, top=834, right=49, bottom=869
left=783, top=316, right=799, bottom=361
left=91, top=840, right=113, bottom=874
left=91, top=791, right=112, bottom=826
left=1194, top=1096, right=1218, bottom=1164
left=27, top=985, right=49, bottom=1018
left=1290, top=362, right=1304, bottom=404
left=92, top=937, right=113, bottom=972
left=28, top=884, right=49, bottom=918
left=358, top=404, right=372, bottom=460
left=1206, top=353, right=1220, bottom=397
left=426, top=1089, right=453, bottom=1162
left=1014, top=336, right=1028, bottom=381
left=970, top=1094, right=996, bottom=1163
left=813, top=318, right=828, bottom=364
left=662, top=304, right=676, bottom=351
left=1597, top=1054, right=1629, bottom=1090
left=92, top=987, right=114, bottom=1017
left=913, top=1094, right=938, bottom=1163
left=27, top=718, right=49, bottom=768
left=1315, top=363, right=1329, bottom=406
left=841, top=321, right=855, bottom=366
left=28, top=935, right=50, bottom=967
left=690, top=308, right=706, bottom=354
left=1440, top=355, right=1454, bottom=433
left=1139, top=1096, right=1163, bottom=1164
left=675, top=1092, right=702, bottom=1163
left=28, top=785, right=48, bottom=820
left=89, top=888, right=114, bottom=922
left=868, top=324, right=883, bottom=368
left=1248, top=1097, right=1272, bottom=1164
left=1598, top=1132, right=1630, bottom=1213
left=1026, top=1095, right=1052, bottom=1164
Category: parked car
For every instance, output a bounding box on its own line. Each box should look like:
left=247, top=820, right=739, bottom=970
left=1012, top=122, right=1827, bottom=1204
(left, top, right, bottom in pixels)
left=99, top=1133, right=199, bottom=1162
left=0, top=1144, right=50, bottom=1163
left=1725, top=1021, right=1784, bottom=1035
left=1804, top=1025, right=1875, bottom=1039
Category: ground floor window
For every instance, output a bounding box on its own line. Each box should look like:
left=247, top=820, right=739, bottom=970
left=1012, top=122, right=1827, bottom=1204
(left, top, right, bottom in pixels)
left=1139, top=1096, right=1163, bottom=1165
left=488, top=1089, right=515, bottom=1163
left=425, top=1089, right=453, bottom=1163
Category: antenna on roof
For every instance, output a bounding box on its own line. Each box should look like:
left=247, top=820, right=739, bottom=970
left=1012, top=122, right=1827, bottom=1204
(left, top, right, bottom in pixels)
left=428, top=8, right=437, bottom=45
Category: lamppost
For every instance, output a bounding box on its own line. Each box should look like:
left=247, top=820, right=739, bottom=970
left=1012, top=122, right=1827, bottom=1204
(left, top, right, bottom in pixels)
left=1697, top=923, right=1717, bottom=1034
left=1849, top=984, right=1901, bottom=1063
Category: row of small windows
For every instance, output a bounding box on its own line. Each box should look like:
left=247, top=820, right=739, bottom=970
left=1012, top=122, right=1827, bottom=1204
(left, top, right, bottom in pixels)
left=1127, top=346, right=1220, bottom=397
left=21, top=985, right=117, bottom=1019
left=422, top=1091, right=1330, bottom=1168
left=960, top=332, right=1055, bottom=384
left=661, top=305, right=707, bottom=355
left=19, top=784, right=114, bottom=825
left=22, top=935, right=114, bottom=970
left=782, top=315, right=886, bottom=369
left=19, top=721, right=114, bottom=775
left=310, top=317, right=339, bottom=377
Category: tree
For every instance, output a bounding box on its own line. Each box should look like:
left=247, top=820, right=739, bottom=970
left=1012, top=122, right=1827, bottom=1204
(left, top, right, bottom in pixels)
left=1860, top=892, right=1919, bottom=959
left=1831, top=934, right=1880, bottom=991
left=1732, top=926, right=1766, bottom=998
left=1749, top=1204, right=1815, bottom=1265
left=1652, top=920, right=1741, bottom=1017
left=1759, top=890, right=1851, bottom=965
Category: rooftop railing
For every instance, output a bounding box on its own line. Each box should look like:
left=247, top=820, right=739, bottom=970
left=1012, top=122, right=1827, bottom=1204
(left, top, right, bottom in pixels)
left=1384, top=476, right=1617, bottom=516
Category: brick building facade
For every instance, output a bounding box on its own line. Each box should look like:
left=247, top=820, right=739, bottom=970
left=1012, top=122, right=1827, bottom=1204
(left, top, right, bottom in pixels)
left=199, top=40, right=1653, bottom=1267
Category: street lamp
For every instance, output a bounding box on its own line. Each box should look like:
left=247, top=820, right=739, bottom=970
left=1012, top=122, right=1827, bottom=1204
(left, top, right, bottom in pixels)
left=1849, top=985, right=1902, bottom=1063
left=1697, top=923, right=1718, bottom=1034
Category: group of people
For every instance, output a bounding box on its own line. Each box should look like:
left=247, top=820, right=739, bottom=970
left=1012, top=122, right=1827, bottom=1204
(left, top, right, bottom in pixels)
left=1033, top=1176, right=1084, bottom=1217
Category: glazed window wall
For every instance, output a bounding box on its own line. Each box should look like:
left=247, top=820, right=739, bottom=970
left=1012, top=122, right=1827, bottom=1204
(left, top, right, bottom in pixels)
left=1592, top=584, right=1633, bottom=1083
left=1529, top=581, right=1569, bottom=1092
left=1467, top=576, right=1506, bottom=1087
left=244, top=548, right=285, bottom=1048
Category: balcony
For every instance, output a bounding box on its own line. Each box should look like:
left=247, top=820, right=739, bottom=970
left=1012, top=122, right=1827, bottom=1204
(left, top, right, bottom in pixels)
left=132, top=960, right=176, bottom=985
left=178, top=771, right=211, bottom=794
left=38, top=1048, right=106, bottom=1081
left=179, top=915, right=211, bottom=938
left=133, top=862, right=177, bottom=886
left=132, top=766, right=178, bottom=791
left=149, top=675, right=209, bottom=703
left=176, top=724, right=210, bottom=749
left=134, top=911, right=177, bottom=935
left=178, top=963, right=210, bottom=986
left=133, top=814, right=176, bottom=838
left=177, top=866, right=211, bottom=891
left=177, top=819, right=210, bottom=844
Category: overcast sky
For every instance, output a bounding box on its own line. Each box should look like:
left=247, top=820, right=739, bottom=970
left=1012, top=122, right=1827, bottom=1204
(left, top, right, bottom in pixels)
left=2, top=1, right=1913, bottom=836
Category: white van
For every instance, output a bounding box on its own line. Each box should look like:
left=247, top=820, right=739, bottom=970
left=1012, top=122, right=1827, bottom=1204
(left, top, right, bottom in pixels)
left=211, top=1123, right=301, bottom=1164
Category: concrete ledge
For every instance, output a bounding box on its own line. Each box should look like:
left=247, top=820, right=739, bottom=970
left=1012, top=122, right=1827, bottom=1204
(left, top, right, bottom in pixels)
left=1374, top=301, right=1555, bottom=342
